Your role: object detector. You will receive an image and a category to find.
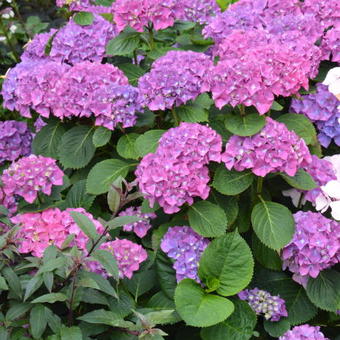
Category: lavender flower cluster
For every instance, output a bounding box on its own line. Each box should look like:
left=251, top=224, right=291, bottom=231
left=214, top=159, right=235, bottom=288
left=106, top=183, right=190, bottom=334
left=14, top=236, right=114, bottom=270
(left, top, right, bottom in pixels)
left=138, top=51, right=213, bottom=111
left=136, top=122, right=222, bottom=213
left=291, top=84, right=340, bottom=147
left=281, top=211, right=340, bottom=286
left=238, top=288, right=288, bottom=321
left=0, top=120, right=31, bottom=164
left=279, top=324, right=330, bottom=340
left=1, top=155, right=64, bottom=204
left=222, top=118, right=312, bottom=177
left=160, top=226, right=209, bottom=282
left=119, top=206, right=156, bottom=238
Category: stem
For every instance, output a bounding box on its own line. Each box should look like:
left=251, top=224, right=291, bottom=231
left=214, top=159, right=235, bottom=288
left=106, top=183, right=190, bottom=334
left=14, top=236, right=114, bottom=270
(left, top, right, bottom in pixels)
left=171, top=108, right=180, bottom=126
left=256, top=177, right=263, bottom=195
left=147, top=26, right=155, bottom=50
left=133, top=50, right=138, bottom=65
left=297, top=193, right=305, bottom=209
left=0, top=17, right=19, bottom=62
left=67, top=274, right=78, bottom=326
left=239, top=105, right=245, bottom=116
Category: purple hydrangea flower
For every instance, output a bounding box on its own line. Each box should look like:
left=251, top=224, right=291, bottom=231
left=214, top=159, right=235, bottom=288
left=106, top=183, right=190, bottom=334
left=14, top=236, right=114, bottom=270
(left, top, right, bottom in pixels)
left=138, top=51, right=213, bottom=111
left=119, top=206, right=156, bottom=238
left=49, top=15, right=117, bottom=65
left=1, top=61, right=70, bottom=118
left=112, top=0, right=183, bottom=33
left=161, top=226, right=209, bottom=282
left=57, top=0, right=111, bottom=13
left=86, top=239, right=147, bottom=279
left=238, top=288, right=288, bottom=321
left=136, top=123, right=222, bottom=213
left=222, top=117, right=312, bottom=177
left=1, top=155, right=64, bottom=204
left=281, top=211, right=340, bottom=286
left=0, top=120, right=32, bottom=164
left=0, top=185, right=17, bottom=216
left=279, top=324, right=330, bottom=340
left=21, top=30, right=57, bottom=62
left=321, top=27, right=340, bottom=63
left=179, top=0, right=221, bottom=24
left=291, top=84, right=340, bottom=147
left=34, top=117, right=47, bottom=133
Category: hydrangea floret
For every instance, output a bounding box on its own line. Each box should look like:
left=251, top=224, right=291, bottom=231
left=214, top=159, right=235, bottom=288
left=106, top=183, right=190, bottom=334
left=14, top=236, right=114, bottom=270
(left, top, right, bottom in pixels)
left=87, top=239, right=147, bottom=279
left=119, top=206, right=156, bottom=238
left=0, top=120, right=32, bottom=164
left=281, top=211, right=340, bottom=286
left=222, top=117, right=312, bottom=177
left=238, top=288, right=288, bottom=321
left=279, top=324, right=330, bottom=340
left=160, top=226, right=209, bottom=282
left=1, top=155, right=64, bottom=204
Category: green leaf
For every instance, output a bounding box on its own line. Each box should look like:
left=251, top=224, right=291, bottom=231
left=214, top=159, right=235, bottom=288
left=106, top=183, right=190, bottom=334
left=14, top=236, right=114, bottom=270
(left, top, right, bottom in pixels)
left=32, top=120, right=65, bottom=159
left=199, top=232, right=254, bottom=296
left=78, top=271, right=117, bottom=298
left=306, top=269, right=340, bottom=312
left=271, top=101, right=284, bottom=111
left=92, top=249, right=119, bottom=280
left=277, top=113, right=317, bottom=145
left=251, top=201, right=295, bottom=250
left=201, top=299, right=257, bottom=340
left=209, top=192, right=239, bottom=227
left=281, top=169, right=317, bottom=190
left=58, top=125, right=95, bottom=169
left=69, top=211, right=99, bottom=240
left=117, top=133, right=140, bottom=159
left=213, top=166, right=254, bottom=196
left=106, top=31, right=141, bottom=56
left=188, top=201, right=228, bottom=237
left=135, top=130, right=165, bottom=157
left=156, top=252, right=177, bottom=299
left=118, top=64, right=146, bottom=86
left=78, top=310, right=133, bottom=328
left=73, top=11, right=94, bottom=25
left=252, top=234, right=282, bottom=271
left=224, top=113, right=265, bottom=136
left=60, top=326, right=83, bottom=340
left=2, top=267, right=22, bottom=299
left=65, top=180, right=95, bottom=210
left=106, top=215, right=143, bottom=229
left=263, top=319, right=290, bottom=337
left=30, top=305, right=47, bottom=339
left=0, top=275, right=8, bottom=290
left=24, top=275, right=44, bottom=301
left=124, top=269, right=157, bottom=298
left=175, top=279, right=234, bottom=327
left=93, top=127, right=112, bottom=147
left=6, top=303, right=32, bottom=321
left=32, top=293, right=67, bottom=304
left=176, top=94, right=213, bottom=123
left=86, top=159, right=131, bottom=195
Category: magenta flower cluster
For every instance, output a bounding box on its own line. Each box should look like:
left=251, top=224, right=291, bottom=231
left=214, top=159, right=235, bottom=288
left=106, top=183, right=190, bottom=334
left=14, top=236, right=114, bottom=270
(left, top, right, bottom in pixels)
left=291, top=84, right=340, bottom=147
left=87, top=239, right=147, bottom=279
left=279, top=324, right=330, bottom=340
left=11, top=207, right=103, bottom=257
left=138, top=51, right=213, bottom=111
left=179, top=0, right=220, bottom=24
left=0, top=186, right=17, bottom=216
left=119, top=206, right=156, bottom=238
left=112, top=0, right=182, bottom=33
left=321, top=27, right=340, bottom=63
left=238, top=288, right=288, bottom=322
left=0, top=120, right=32, bottom=164
left=136, top=122, right=222, bottom=213
left=1, top=155, right=64, bottom=204
left=281, top=211, right=340, bottom=286
left=160, top=226, right=209, bottom=282
left=222, top=117, right=312, bottom=177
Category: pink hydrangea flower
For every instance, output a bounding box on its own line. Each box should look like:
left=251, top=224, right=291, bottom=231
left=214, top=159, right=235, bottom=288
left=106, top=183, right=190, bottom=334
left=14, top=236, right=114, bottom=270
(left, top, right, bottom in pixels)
left=112, top=0, right=183, bottom=32
left=136, top=123, right=222, bottom=213
left=87, top=239, right=147, bottom=279
left=281, top=211, right=340, bottom=286
left=179, top=0, right=221, bottom=24
left=321, top=27, right=340, bottom=63
left=222, top=117, right=312, bottom=177
left=1, top=155, right=64, bottom=204
left=119, top=206, right=156, bottom=238
left=11, top=207, right=103, bottom=257
left=0, top=186, right=17, bottom=216
left=138, top=51, right=213, bottom=111
left=279, top=324, right=330, bottom=340
left=160, top=226, right=209, bottom=282
left=1, top=61, right=70, bottom=118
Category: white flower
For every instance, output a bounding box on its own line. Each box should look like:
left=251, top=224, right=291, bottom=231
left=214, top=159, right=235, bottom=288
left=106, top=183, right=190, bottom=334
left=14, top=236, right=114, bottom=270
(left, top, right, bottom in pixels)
left=323, top=67, right=340, bottom=100
left=9, top=24, right=17, bottom=33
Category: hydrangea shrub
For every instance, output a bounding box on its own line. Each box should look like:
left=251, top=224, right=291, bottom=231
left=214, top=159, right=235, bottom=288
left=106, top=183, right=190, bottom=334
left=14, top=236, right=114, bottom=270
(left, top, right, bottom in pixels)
left=0, top=0, right=339, bottom=339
